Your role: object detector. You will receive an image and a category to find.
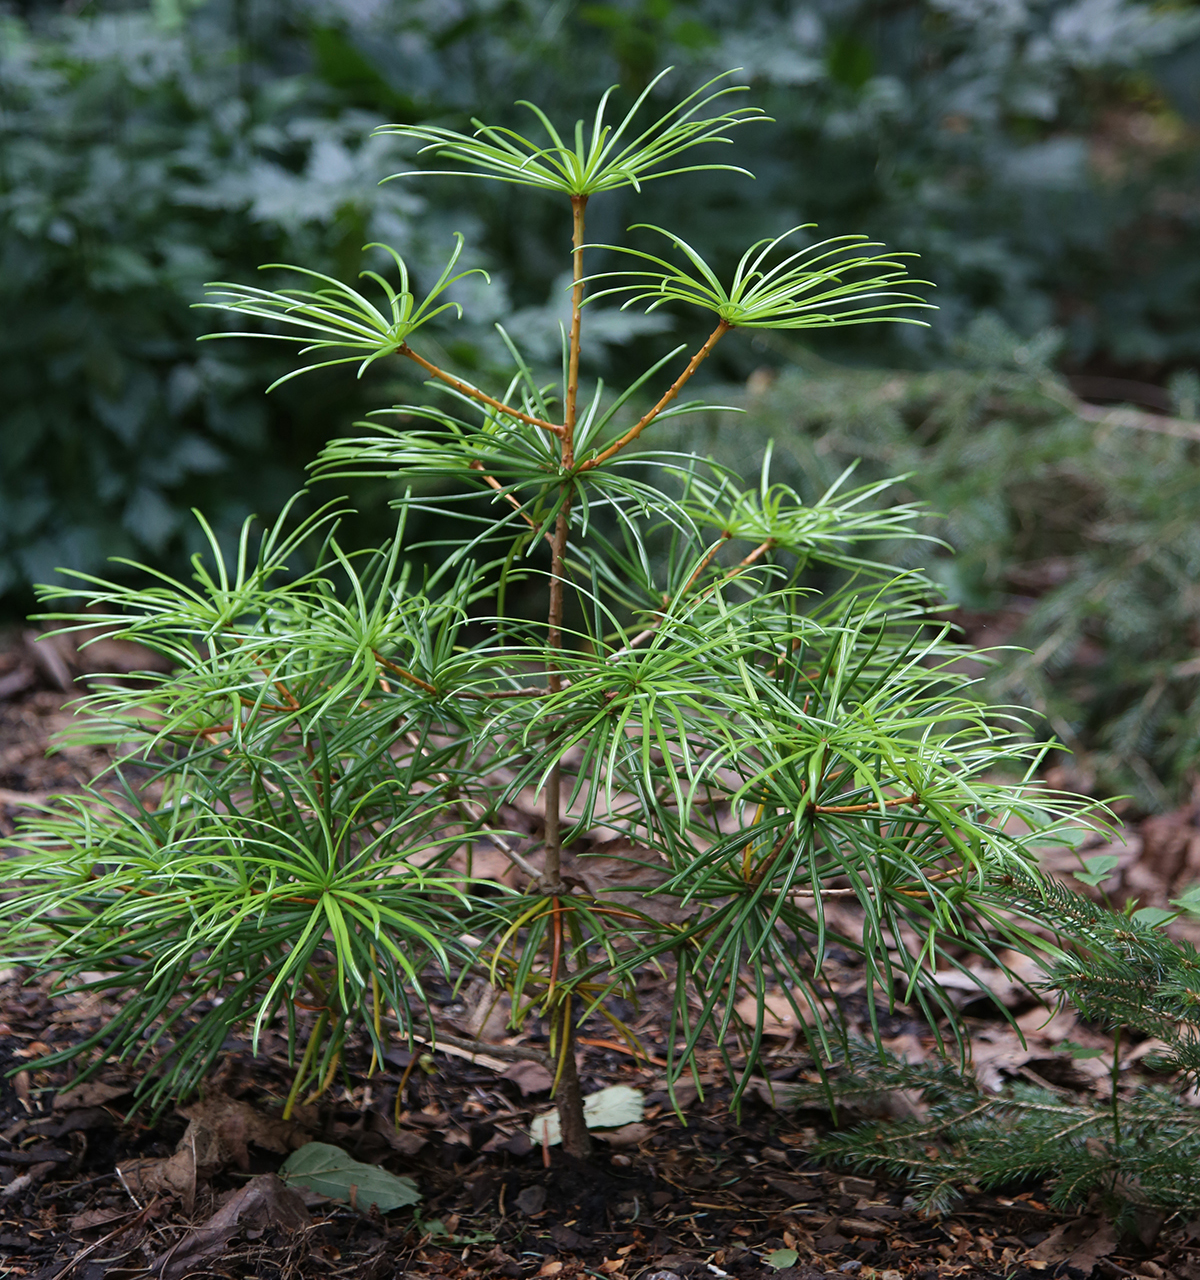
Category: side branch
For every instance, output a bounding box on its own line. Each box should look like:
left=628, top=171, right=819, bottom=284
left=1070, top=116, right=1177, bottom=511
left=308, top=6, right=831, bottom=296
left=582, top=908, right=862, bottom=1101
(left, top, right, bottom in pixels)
left=400, top=729, right=544, bottom=882
left=813, top=793, right=919, bottom=815
left=580, top=319, right=731, bottom=471
left=400, top=343, right=565, bottom=437
left=373, top=647, right=547, bottom=702
left=373, top=651, right=437, bottom=694
left=413, top=1030, right=553, bottom=1070
left=455, top=685, right=549, bottom=699
left=469, top=461, right=555, bottom=549
left=608, top=533, right=774, bottom=660
left=1042, top=379, right=1200, bottom=443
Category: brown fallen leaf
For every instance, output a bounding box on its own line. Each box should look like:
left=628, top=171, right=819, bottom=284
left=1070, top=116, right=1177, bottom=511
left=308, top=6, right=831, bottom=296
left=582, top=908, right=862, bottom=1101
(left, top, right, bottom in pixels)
left=742, top=1076, right=788, bottom=1107
left=72, top=631, right=173, bottom=679
left=0, top=1160, right=57, bottom=1200
left=366, top=1110, right=430, bottom=1157
left=54, top=1079, right=133, bottom=1111
left=763, top=1175, right=822, bottom=1204
left=24, top=629, right=76, bottom=691
left=595, top=1122, right=652, bottom=1148
left=1025, top=1216, right=1118, bottom=1272
left=176, top=1094, right=303, bottom=1169
left=34, top=1106, right=117, bottom=1138
left=929, top=965, right=1026, bottom=1009
left=118, top=1094, right=309, bottom=1211
left=560, top=838, right=700, bottom=925
left=0, top=664, right=35, bottom=701
left=70, top=1206, right=141, bottom=1237
left=732, top=990, right=817, bottom=1033
left=24, top=624, right=173, bottom=688
left=0, top=787, right=49, bottom=809
left=969, top=1012, right=1091, bottom=1093
left=504, top=1060, right=555, bottom=1096
left=149, top=1173, right=309, bottom=1280
left=839, top=1216, right=889, bottom=1239
left=118, top=1149, right=196, bottom=1206
left=451, top=976, right=513, bottom=1043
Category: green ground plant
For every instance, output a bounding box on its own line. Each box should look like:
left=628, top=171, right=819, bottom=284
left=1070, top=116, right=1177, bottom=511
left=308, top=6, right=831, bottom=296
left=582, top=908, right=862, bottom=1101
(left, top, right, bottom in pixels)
left=798, top=874, right=1200, bottom=1224
left=0, top=73, right=1092, bottom=1156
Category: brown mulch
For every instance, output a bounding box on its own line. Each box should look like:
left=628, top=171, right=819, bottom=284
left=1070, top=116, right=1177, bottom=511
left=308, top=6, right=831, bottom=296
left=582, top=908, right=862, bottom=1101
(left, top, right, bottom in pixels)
left=0, top=975, right=1174, bottom=1280
left=4, top=629, right=1200, bottom=1280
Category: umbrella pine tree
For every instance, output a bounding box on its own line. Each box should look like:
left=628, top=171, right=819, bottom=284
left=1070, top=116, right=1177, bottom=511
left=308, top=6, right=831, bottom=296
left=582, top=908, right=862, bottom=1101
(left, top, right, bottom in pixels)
left=0, top=72, right=1090, bottom=1155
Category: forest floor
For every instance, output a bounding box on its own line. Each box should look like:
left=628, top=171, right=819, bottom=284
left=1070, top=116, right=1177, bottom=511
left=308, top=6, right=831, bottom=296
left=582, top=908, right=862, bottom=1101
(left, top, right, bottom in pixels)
left=2, top=628, right=1200, bottom=1280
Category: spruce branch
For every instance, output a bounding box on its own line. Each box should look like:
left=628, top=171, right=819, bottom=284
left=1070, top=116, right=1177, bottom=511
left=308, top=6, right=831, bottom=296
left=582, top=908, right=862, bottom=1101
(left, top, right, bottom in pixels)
left=807, top=1050, right=1200, bottom=1218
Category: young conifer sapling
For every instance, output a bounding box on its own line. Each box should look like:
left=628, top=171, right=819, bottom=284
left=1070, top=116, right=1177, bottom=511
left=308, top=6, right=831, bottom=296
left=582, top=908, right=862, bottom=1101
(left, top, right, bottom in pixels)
left=1, top=71, right=1091, bottom=1159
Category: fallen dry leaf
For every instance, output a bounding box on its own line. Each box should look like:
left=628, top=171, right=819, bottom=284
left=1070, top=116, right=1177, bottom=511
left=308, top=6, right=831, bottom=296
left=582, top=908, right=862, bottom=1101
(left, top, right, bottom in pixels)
left=54, top=1079, right=132, bottom=1111
left=560, top=838, right=699, bottom=925
left=118, top=1149, right=195, bottom=1204
left=149, top=1173, right=309, bottom=1280
left=969, top=1009, right=1089, bottom=1093
left=0, top=1161, right=57, bottom=1201
left=733, top=990, right=817, bottom=1033
left=366, top=1110, right=429, bottom=1157
left=176, top=1093, right=307, bottom=1170
left=451, top=976, right=513, bottom=1043
left=504, top=1060, right=555, bottom=1096
left=70, top=1207, right=139, bottom=1236
left=596, top=1122, right=653, bottom=1148
left=119, top=1094, right=309, bottom=1210
left=763, top=1175, right=822, bottom=1204
left=1025, top=1216, right=1118, bottom=1272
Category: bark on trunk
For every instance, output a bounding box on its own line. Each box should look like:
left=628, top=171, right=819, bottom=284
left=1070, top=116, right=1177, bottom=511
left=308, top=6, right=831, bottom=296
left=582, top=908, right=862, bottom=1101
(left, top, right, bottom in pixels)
left=554, top=1028, right=592, bottom=1159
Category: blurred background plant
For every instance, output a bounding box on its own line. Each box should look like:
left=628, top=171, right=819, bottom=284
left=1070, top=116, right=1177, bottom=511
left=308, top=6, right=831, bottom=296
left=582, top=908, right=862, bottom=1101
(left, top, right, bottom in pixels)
left=4, top=0, right=1200, bottom=803
left=692, top=321, right=1200, bottom=811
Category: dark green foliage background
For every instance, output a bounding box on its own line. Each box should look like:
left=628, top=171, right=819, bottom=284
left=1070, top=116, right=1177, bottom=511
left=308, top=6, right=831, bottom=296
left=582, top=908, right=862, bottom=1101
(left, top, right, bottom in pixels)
left=3, top=0, right=1200, bottom=796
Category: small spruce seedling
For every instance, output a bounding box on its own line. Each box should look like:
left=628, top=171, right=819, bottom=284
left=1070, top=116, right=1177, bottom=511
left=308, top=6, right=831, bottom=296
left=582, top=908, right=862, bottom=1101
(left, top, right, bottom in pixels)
left=798, top=874, right=1200, bottom=1221
left=2, top=71, right=1089, bottom=1156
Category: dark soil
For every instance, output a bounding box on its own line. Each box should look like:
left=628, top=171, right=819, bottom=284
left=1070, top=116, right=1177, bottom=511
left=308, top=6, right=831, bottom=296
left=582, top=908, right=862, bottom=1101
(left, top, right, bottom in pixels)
left=0, top=984, right=1165, bottom=1280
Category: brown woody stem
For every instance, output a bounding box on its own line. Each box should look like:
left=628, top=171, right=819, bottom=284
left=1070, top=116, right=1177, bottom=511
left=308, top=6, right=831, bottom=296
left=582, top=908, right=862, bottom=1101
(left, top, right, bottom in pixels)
left=540, top=196, right=592, bottom=1162
left=470, top=460, right=535, bottom=527
left=541, top=196, right=588, bottom=897
left=372, top=651, right=437, bottom=694
left=554, top=1020, right=592, bottom=1158
left=813, top=793, right=918, bottom=814
left=399, top=343, right=564, bottom=436
left=541, top=504, right=570, bottom=896
left=733, top=538, right=776, bottom=573
left=681, top=532, right=733, bottom=596
left=580, top=319, right=730, bottom=470
left=564, top=195, right=588, bottom=466
left=610, top=533, right=774, bottom=658
left=470, top=460, right=555, bottom=549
